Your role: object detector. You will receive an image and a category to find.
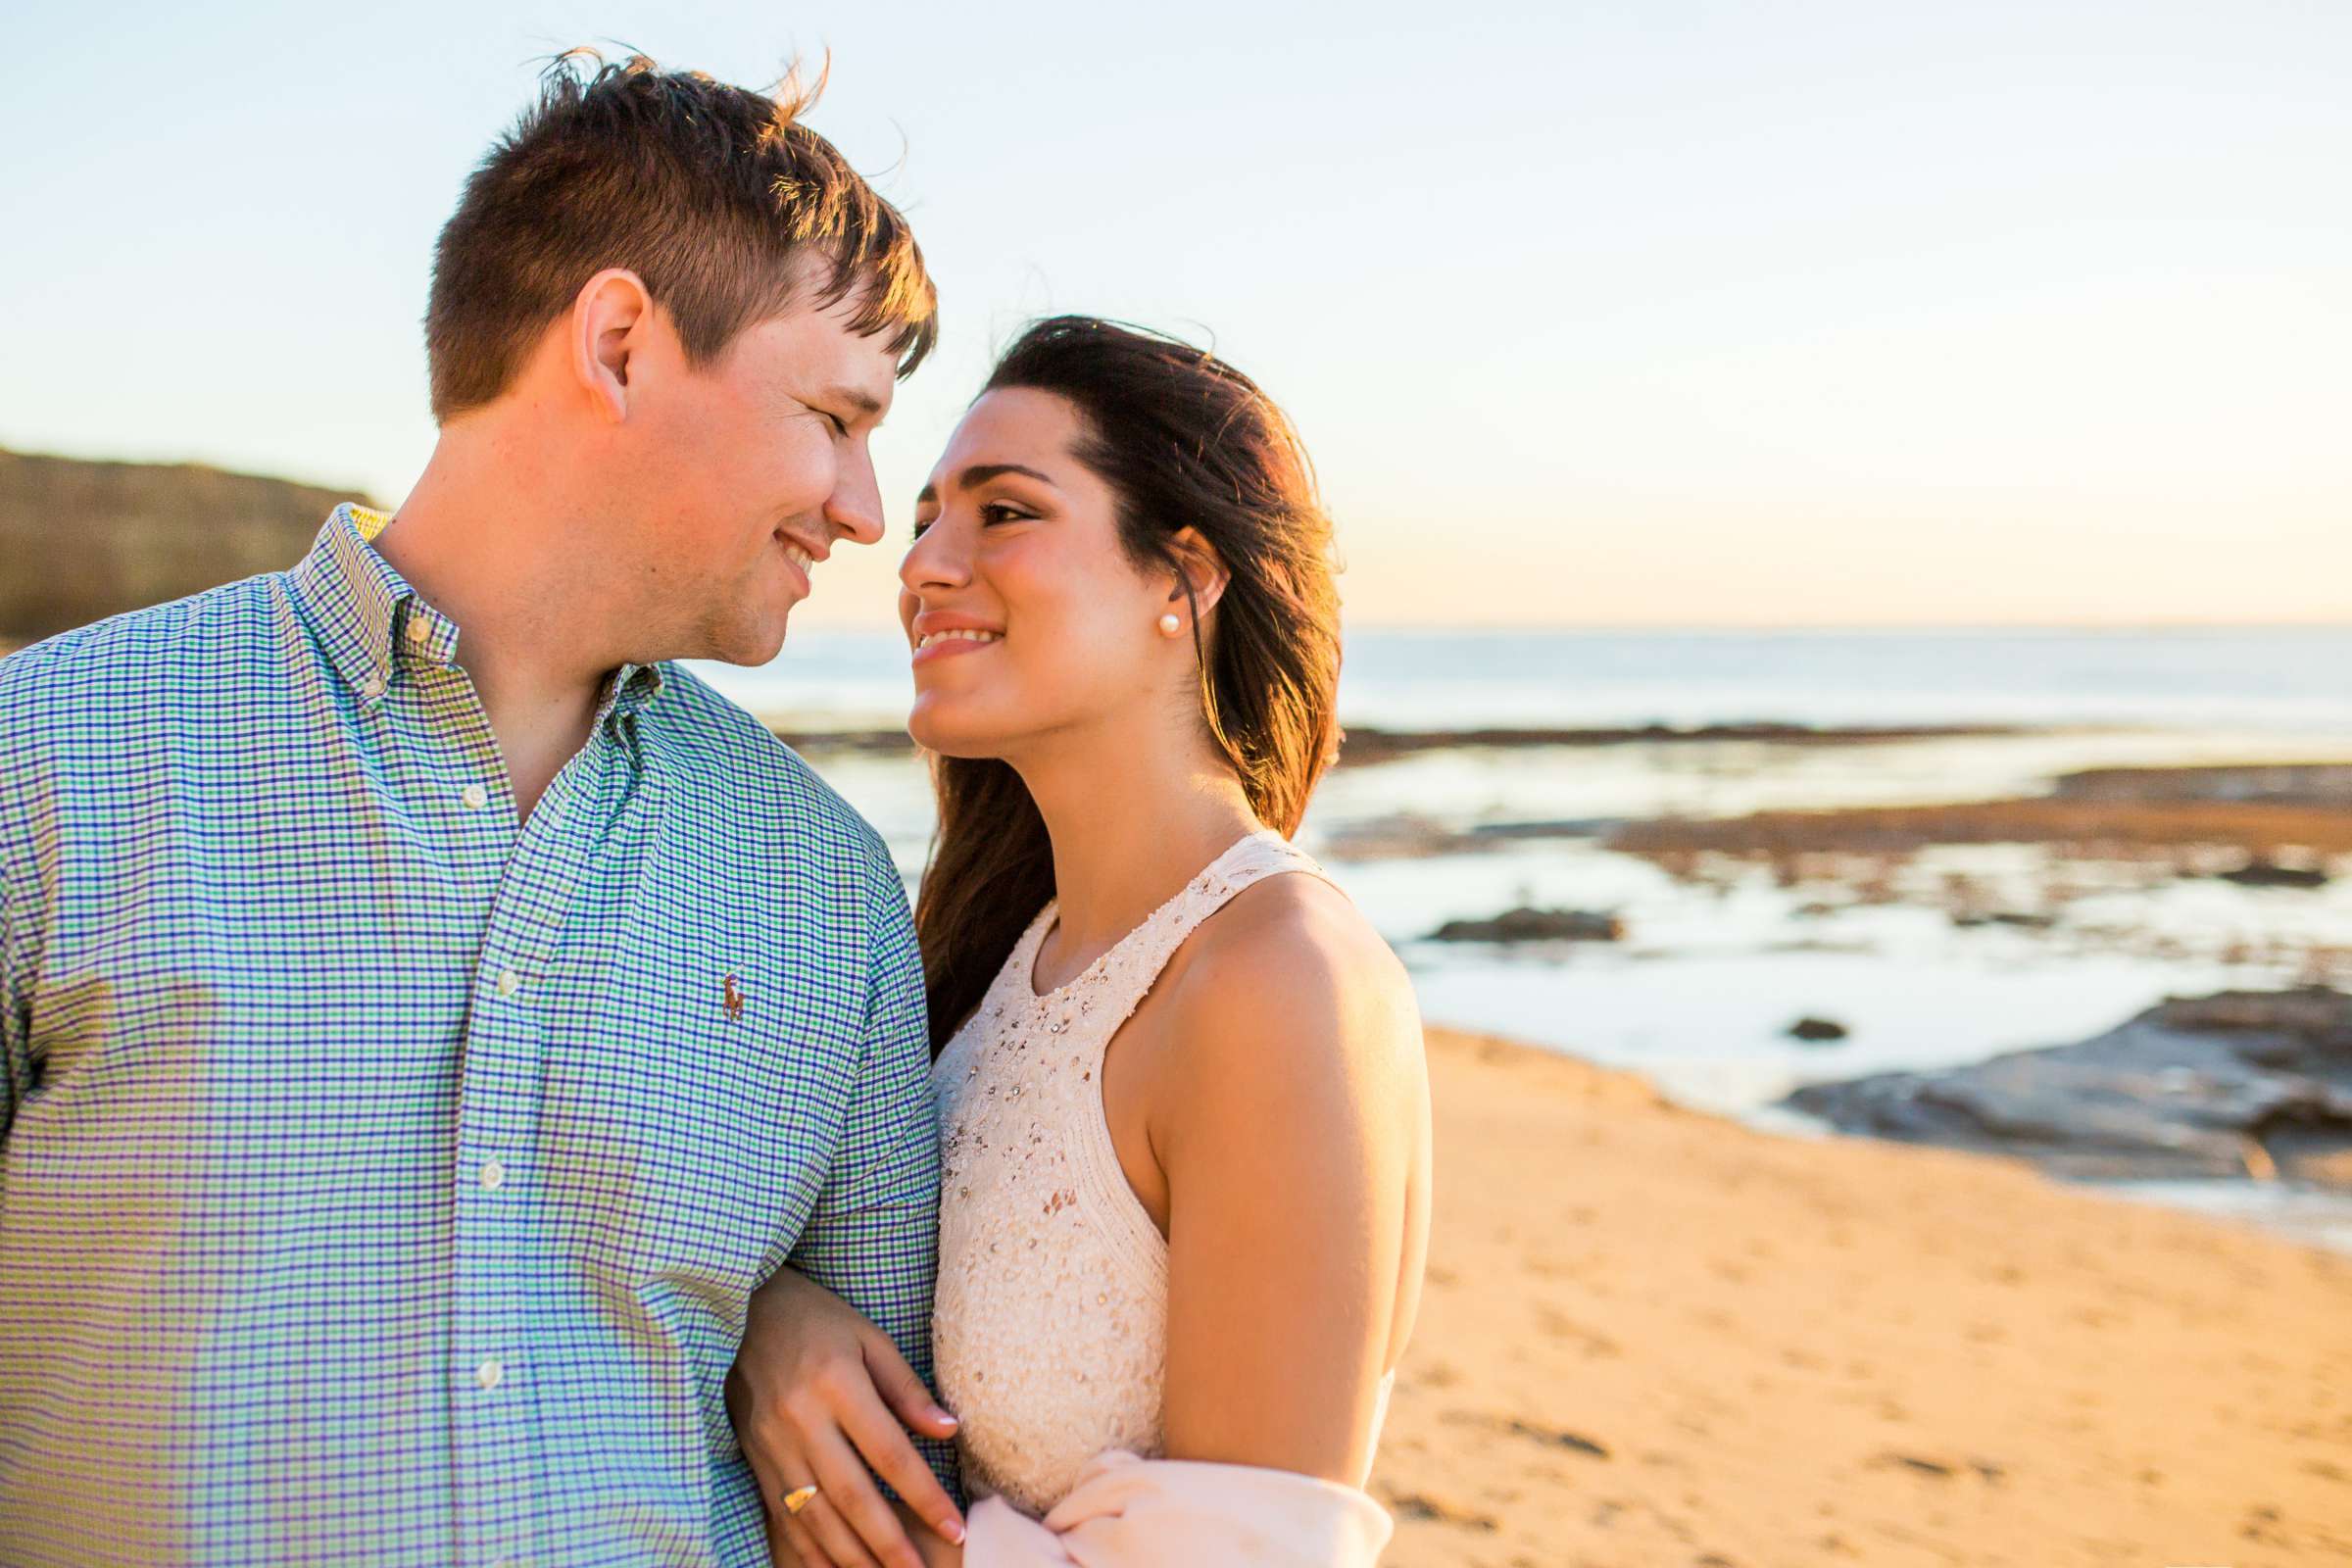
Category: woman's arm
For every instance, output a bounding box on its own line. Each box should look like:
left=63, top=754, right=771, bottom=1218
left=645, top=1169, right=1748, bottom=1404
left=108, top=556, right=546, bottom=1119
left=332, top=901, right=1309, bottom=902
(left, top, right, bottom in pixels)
left=947, top=885, right=1426, bottom=1566
left=1152, top=880, right=1429, bottom=1479
left=730, top=1265, right=967, bottom=1568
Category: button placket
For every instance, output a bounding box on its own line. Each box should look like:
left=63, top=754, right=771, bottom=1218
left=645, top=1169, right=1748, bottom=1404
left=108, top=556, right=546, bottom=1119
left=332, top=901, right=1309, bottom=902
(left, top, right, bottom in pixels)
left=395, top=597, right=541, bottom=1562
left=454, top=730, right=633, bottom=1563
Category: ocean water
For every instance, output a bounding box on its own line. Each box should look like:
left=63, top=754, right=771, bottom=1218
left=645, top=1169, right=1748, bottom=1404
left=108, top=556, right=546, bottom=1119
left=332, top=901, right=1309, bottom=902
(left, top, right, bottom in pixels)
left=691, top=625, right=2352, bottom=733
left=694, top=627, right=2352, bottom=1251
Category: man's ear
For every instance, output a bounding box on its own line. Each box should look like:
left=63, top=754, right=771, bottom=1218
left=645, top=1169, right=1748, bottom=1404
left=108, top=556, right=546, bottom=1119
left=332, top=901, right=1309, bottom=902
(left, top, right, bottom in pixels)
left=1164, top=527, right=1232, bottom=620
left=569, top=268, right=655, bottom=423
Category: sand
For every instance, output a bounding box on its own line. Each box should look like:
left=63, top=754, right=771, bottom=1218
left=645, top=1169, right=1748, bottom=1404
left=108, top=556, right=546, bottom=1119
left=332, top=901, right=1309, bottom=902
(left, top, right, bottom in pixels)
left=1371, top=1028, right=2352, bottom=1567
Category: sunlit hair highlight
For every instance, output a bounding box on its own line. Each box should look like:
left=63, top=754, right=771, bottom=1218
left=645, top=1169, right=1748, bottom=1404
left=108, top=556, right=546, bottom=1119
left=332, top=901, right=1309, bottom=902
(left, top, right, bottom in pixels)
left=425, top=49, right=937, bottom=421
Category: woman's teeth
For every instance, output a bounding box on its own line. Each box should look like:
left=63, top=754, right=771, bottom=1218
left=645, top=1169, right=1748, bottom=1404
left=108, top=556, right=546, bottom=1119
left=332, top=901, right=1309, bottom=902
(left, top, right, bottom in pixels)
left=916, top=629, right=1003, bottom=650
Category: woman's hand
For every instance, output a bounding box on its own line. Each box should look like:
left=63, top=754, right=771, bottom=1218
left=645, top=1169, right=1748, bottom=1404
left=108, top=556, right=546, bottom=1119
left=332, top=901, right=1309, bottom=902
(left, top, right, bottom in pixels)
left=894, top=1498, right=965, bottom=1568
left=727, top=1266, right=965, bottom=1568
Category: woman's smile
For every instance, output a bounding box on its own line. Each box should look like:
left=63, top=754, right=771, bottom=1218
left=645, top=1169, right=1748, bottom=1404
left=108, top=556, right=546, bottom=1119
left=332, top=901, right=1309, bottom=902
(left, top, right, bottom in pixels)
left=911, top=626, right=1004, bottom=664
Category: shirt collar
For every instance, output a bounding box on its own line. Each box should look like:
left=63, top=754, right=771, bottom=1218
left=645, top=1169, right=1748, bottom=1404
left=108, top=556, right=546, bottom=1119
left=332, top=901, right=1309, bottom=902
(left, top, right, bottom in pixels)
left=603, top=660, right=667, bottom=728
left=288, top=503, right=667, bottom=730
left=287, top=504, right=416, bottom=707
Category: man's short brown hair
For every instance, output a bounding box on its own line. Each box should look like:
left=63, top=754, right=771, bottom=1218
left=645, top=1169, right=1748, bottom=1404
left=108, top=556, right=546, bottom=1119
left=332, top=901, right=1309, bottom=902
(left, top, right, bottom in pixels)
left=425, top=51, right=937, bottom=422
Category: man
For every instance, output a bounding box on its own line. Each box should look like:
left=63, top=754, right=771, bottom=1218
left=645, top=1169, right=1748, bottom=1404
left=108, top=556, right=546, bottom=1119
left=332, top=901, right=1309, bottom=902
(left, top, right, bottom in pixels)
left=0, top=53, right=955, bottom=1565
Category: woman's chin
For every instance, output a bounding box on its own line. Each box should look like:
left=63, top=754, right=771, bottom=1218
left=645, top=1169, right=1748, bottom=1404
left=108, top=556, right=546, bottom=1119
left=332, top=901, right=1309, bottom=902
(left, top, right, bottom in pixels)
left=906, top=702, right=1010, bottom=760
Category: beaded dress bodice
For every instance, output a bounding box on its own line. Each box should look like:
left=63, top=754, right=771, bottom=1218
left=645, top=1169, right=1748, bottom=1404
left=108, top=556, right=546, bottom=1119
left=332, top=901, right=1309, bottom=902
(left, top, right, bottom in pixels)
left=927, top=829, right=1378, bottom=1515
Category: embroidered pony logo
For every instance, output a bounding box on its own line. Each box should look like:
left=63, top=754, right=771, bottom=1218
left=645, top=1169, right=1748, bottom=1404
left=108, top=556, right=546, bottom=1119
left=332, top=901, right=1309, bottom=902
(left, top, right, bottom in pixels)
left=722, top=974, right=745, bottom=1023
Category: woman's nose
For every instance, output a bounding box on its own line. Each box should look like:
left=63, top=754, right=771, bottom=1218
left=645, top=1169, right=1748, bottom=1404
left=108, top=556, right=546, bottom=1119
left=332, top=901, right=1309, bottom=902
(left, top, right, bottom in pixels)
left=899, top=521, right=971, bottom=592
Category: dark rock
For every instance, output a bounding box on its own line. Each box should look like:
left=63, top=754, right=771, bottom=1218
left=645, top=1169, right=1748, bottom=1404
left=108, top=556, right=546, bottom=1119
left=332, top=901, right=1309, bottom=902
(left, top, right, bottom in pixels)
left=768, top=728, right=917, bottom=757
left=2055, top=762, right=2352, bottom=808
left=1951, top=910, right=2060, bottom=929
left=1788, top=1016, right=1849, bottom=1043
left=1428, top=906, right=1626, bottom=943
left=1465, top=817, right=1625, bottom=842
left=1336, top=721, right=2019, bottom=767
left=2215, top=858, right=2330, bottom=889
left=1781, top=986, right=2352, bottom=1185
left=1318, top=813, right=1486, bottom=862
left=1313, top=814, right=1633, bottom=863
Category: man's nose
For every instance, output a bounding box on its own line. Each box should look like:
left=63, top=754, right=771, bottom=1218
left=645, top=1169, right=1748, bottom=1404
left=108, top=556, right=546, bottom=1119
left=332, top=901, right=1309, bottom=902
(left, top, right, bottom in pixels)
left=825, top=443, right=886, bottom=547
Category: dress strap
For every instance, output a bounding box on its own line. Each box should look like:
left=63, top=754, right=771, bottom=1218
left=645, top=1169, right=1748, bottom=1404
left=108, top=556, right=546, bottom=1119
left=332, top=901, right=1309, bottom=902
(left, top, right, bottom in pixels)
left=1094, top=829, right=1333, bottom=1020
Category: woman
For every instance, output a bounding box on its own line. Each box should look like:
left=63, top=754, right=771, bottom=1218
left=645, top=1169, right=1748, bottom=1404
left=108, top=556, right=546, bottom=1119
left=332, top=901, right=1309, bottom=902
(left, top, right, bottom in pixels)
left=730, top=317, right=1431, bottom=1567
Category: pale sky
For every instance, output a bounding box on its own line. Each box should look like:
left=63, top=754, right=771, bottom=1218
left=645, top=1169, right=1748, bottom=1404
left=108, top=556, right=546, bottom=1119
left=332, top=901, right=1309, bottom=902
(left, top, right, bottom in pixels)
left=5, top=2, right=2346, bottom=628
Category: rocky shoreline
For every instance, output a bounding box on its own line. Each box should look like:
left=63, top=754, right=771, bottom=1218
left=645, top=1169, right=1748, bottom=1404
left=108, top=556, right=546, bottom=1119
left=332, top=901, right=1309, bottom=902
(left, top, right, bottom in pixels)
left=1608, top=794, right=2352, bottom=861
left=1784, top=987, right=2352, bottom=1187
left=763, top=718, right=2028, bottom=763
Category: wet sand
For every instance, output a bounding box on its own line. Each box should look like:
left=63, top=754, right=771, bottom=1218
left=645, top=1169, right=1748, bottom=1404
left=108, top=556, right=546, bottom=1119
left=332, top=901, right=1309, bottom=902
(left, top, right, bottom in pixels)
left=1374, top=1027, right=2352, bottom=1567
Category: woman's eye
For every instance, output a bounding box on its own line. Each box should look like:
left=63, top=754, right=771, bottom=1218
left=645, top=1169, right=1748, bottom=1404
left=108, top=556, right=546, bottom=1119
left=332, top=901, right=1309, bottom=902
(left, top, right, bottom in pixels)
left=907, top=503, right=1027, bottom=539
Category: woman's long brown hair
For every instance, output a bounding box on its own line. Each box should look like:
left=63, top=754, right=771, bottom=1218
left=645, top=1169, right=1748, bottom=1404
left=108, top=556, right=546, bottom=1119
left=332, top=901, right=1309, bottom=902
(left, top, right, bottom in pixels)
left=914, top=317, right=1344, bottom=1050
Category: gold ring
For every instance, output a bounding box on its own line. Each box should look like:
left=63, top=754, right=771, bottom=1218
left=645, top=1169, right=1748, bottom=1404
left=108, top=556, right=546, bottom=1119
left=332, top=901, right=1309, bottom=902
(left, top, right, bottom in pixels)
left=782, top=1484, right=819, bottom=1516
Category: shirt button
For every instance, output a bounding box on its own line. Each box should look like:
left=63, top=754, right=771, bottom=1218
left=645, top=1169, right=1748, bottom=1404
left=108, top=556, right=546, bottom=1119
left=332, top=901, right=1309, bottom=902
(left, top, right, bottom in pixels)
left=495, top=968, right=520, bottom=998
left=461, top=783, right=489, bottom=810
left=360, top=675, right=384, bottom=699
left=479, top=1158, right=506, bottom=1192
left=476, top=1358, right=504, bottom=1391
left=405, top=618, right=430, bottom=644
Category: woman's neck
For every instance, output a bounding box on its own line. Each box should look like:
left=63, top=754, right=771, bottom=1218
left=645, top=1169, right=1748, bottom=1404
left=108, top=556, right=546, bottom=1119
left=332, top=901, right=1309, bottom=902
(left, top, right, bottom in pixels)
left=1011, top=709, right=1263, bottom=977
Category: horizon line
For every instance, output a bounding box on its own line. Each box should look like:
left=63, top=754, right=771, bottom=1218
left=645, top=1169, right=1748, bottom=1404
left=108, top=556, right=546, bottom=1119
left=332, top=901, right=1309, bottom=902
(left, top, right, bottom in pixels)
left=777, top=617, right=2352, bottom=637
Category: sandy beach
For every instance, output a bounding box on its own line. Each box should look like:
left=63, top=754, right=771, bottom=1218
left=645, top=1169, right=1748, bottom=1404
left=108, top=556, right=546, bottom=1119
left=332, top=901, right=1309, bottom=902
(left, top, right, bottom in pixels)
left=1374, top=1027, right=2352, bottom=1568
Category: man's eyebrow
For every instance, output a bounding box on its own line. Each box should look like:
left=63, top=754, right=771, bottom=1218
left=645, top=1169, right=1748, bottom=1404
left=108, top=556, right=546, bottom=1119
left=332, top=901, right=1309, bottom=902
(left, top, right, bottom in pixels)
left=820, top=385, right=887, bottom=418
left=914, top=464, right=1059, bottom=510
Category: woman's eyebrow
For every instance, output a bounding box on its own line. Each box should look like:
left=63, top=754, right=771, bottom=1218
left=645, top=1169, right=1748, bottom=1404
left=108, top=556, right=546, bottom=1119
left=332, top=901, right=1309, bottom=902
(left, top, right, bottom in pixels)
left=914, top=463, right=1059, bottom=508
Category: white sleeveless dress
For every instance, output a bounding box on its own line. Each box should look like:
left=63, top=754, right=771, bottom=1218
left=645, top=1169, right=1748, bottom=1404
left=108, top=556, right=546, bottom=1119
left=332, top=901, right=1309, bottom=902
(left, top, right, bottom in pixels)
left=927, top=829, right=1395, bottom=1515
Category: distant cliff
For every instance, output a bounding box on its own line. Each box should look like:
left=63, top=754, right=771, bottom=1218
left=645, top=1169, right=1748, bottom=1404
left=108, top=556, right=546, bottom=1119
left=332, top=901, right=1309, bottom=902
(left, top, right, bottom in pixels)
left=0, top=448, right=368, bottom=646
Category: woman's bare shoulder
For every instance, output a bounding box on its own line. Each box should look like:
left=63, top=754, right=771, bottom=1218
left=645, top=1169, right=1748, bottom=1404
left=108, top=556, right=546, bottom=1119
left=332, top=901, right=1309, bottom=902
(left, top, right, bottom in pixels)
left=1160, top=868, right=1424, bottom=1096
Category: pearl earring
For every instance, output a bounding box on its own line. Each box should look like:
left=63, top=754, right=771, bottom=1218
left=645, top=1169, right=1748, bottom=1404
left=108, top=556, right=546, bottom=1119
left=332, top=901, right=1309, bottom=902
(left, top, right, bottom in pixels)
left=1157, top=612, right=1182, bottom=637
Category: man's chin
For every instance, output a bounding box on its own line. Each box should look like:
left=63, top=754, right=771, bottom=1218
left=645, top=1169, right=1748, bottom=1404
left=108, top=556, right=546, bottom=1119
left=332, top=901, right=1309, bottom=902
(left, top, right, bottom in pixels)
left=698, top=606, right=794, bottom=667
left=722, top=625, right=791, bottom=667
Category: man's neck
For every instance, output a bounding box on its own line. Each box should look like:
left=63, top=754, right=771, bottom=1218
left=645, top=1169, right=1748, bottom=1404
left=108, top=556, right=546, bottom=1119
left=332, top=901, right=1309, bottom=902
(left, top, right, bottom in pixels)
left=374, top=434, right=624, bottom=819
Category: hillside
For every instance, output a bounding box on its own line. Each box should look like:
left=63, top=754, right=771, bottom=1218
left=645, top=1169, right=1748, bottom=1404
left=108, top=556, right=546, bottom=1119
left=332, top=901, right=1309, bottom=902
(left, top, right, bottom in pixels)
left=0, top=448, right=368, bottom=645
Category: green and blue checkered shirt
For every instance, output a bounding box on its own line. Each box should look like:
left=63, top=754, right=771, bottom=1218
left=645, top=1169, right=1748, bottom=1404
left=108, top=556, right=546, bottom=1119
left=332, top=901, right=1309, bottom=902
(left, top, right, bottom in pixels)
left=0, top=504, right=946, bottom=1565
